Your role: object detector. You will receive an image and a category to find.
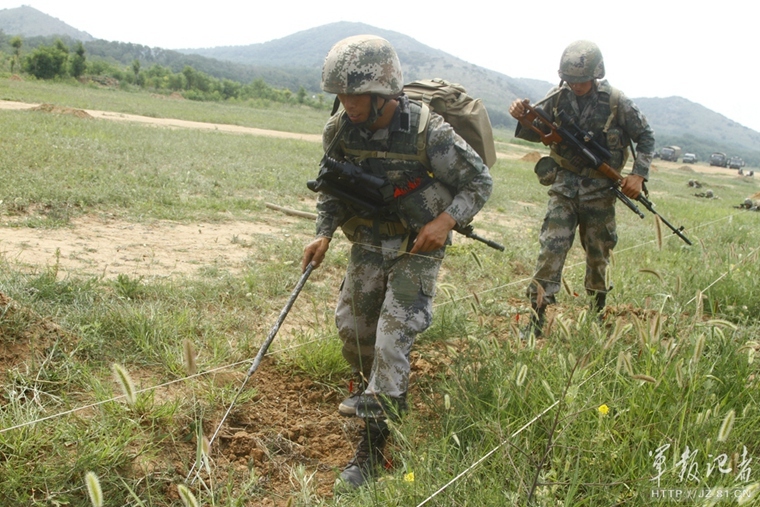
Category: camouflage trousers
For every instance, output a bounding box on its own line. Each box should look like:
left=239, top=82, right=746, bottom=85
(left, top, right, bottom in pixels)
left=336, top=235, right=443, bottom=398
left=528, top=190, right=617, bottom=304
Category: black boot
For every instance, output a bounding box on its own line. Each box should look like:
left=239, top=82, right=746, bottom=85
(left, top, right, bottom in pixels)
left=521, top=302, right=546, bottom=340
left=355, top=393, right=408, bottom=422
left=590, top=291, right=607, bottom=322
left=337, top=420, right=390, bottom=489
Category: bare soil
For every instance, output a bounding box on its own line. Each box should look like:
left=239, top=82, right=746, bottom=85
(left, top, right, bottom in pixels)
left=1, top=213, right=305, bottom=280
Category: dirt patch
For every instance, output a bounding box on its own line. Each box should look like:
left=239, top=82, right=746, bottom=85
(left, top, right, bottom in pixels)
left=0, top=292, right=75, bottom=379
left=31, top=103, right=93, bottom=119
left=194, top=363, right=357, bottom=504
left=521, top=151, right=543, bottom=163
left=1, top=100, right=323, bottom=143
left=0, top=280, right=451, bottom=505
left=0, top=214, right=310, bottom=280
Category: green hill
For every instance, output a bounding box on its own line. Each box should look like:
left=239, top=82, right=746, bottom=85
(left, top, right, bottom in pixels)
left=179, top=22, right=760, bottom=166
left=0, top=5, right=93, bottom=41
left=180, top=21, right=550, bottom=128
left=1, top=9, right=759, bottom=165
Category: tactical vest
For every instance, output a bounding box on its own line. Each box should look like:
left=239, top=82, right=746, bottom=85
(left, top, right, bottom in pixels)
left=550, top=81, right=628, bottom=174
left=324, top=100, right=453, bottom=235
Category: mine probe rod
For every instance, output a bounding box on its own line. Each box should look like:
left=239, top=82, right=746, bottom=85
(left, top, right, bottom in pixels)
left=186, top=263, right=314, bottom=485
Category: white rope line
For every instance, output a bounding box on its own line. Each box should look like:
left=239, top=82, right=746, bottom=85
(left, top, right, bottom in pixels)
left=0, top=205, right=746, bottom=506
left=684, top=242, right=760, bottom=307
left=416, top=211, right=746, bottom=505
left=416, top=356, right=612, bottom=506
left=434, top=211, right=735, bottom=309
left=0, top=210, right=740, bottom=433
left=0, top=336, right=324, bottom=434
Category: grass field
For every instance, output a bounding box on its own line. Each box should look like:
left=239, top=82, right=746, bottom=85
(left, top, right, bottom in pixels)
left=1, top=76, right=760, bottom=506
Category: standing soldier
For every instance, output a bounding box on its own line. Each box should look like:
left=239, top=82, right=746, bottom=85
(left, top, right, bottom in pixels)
left=302, top=35, right=493, bottom=488
left=509, top=40, right=655, bottom=338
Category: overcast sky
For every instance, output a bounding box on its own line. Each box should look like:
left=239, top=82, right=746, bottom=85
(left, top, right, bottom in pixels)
left=4, top=0, right=758, bottom=131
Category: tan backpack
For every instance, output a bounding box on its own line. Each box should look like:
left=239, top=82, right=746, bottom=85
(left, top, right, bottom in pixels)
left=403, top=78, right=497, bottom=168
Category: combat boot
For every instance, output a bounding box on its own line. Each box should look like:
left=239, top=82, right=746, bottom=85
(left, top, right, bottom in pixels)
left=591, top=292, right=606, bottom=320
left=520, top=302, right=546, bottom=340
left=338, top=372, right=367, bottom=417
left=590, top=289, right=609, bottom=323
left=355, top=393, right=408, bottom=422
left=337, top=420, right=390, bottom=489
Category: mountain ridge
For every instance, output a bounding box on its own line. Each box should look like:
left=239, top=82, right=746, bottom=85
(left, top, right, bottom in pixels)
left=0, top=5, right=93, bottom=42
left=1, top=9, right=758, bottom=164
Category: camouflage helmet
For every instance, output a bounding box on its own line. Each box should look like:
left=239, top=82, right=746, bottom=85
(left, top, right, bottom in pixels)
left=321, top=35, right=403, bottom=97
left=558, top=40, right=605, bottom=83
left=744, top=198, right=753, bottom=208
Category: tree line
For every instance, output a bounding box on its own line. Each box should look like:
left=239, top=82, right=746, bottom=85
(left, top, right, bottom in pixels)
left=0, top=35, right=329, bottom=109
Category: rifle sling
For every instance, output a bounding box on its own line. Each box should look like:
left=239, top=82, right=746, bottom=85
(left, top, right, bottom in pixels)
left=549, top=151, right=609, bottom=179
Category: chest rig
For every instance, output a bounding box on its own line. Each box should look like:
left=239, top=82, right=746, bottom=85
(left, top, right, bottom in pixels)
left=549, top=82, right=628, bottom=175
left=324, top=100, right=453, bottom=237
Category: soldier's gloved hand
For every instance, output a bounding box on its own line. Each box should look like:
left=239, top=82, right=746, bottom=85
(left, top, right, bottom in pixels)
left=410, top=212, right=456, bottom=254
left=302, top=236, right=331, bottom=272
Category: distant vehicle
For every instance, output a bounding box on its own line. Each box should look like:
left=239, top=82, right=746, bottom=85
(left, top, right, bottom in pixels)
left=659, top=145, right=682, bottom=162
left=682, top=153, right=698, bottom=164
left=728, top=156, right=746, bottom=169
left=710, top=152, right=729, bottom=167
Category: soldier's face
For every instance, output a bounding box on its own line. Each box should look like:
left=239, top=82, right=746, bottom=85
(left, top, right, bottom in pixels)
left=338, top=94, right=373, bottom=124
left=568, top=80, right=593, bottom=96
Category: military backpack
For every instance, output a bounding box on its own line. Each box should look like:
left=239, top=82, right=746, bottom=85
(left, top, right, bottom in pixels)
left=402, top=78, right=497, bottom=168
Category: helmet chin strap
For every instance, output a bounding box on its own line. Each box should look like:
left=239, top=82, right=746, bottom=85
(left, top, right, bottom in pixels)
left=348, top=95, right=388, bottom=129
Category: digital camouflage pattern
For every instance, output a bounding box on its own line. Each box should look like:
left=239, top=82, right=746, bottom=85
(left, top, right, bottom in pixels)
left=316, top=96, right=492, bottom=398
left=317, top=96, right=492, bottom=238
left=321, top=35, right=404, bottom=97
left=516, top=79, right=655, bottom=303
left=558, top=40, right=605, bottom=83
left=337, top=235, right=441, bottom=397
left=532, top=191, right=617, bottom=302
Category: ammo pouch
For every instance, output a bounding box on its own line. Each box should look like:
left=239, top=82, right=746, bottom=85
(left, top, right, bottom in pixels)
left=534, top=156, right=559, bottom=186
left=396, top=178, right=454, bottom=232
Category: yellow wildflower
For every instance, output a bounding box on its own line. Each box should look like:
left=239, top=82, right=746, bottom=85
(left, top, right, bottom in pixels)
left=598, top=404, right=610, bottom=415
left=404, top=472, right=415, bottom=483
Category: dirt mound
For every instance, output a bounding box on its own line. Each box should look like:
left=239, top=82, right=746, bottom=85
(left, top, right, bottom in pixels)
left=521, top=151, right=543, bottom=163
left=31, top=103, right=93, bottom=119
left=677, top=165, right=695, bottom=172
left=9, top=74, right=23, bottom=81
left=0, top=292, right=76, bottom=375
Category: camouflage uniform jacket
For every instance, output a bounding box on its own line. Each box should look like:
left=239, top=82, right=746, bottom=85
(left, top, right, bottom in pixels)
left=314, top=95, right=493, bottom=241
left=516, top=80, right=655, bottom=199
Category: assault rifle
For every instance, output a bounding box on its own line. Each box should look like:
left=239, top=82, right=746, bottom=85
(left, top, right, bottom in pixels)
left=307, top=156, right=504, bottom=251
left=516, top=101, right=692, bottom=246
